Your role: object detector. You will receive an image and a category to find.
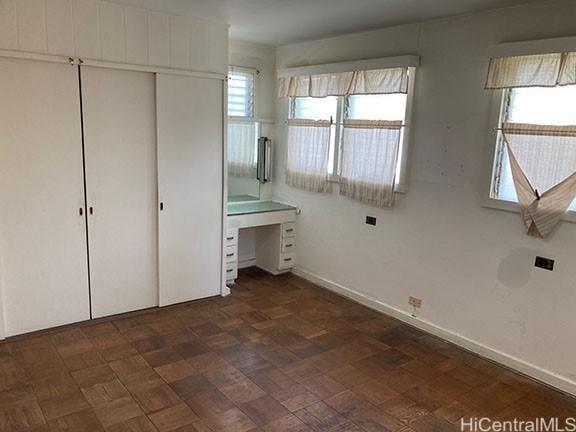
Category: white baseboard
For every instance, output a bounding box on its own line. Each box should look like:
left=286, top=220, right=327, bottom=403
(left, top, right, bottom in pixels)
left=293, top=267, right=576, bottom=397
left=238, top=257, right=257, bottom=269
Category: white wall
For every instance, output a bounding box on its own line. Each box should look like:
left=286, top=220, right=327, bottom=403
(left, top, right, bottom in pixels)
left=273, top=0, right=576, bottom=394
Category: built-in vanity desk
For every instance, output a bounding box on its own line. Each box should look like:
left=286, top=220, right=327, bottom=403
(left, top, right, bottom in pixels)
left=226, top=201, right=298, bottom=284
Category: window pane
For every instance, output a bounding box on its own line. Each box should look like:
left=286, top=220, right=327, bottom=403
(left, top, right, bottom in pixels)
left=293, top=97, right=338, bottom=175
left=228, top=70, right=254, bottom=117
left=347, top=94, right=407, bottom=121
left=508, top=86, right=576, bottom=125
left=294, top=97, right=338, bottom=121
left=346, top=94, right=408, bottom=183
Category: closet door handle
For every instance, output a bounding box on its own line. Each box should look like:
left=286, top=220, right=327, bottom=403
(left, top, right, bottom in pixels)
left=89, top=207, right=93, bottom=215
left=160, top=202, right=164, bottom=211
left=79, top=208, right=83, bottom=216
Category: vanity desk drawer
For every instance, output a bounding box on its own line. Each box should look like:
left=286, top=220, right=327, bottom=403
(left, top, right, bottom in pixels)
left=281, top=238, right=296, bottom=253
left=225, top=228, right=238, bottom=246
left=279, top=252, right=296, bottom=270
left=282, top=222, right=296, bottom=238
left=225, top=263, right=238, bottom=280
left=225, top=245, right=237, bottom=263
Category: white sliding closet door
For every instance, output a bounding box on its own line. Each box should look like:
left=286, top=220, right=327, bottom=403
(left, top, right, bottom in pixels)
left=157, top=74, right=223, bottom=306
left=82, top=67, right=158, bottom=318
left=0, top=58, right=90, bottom=336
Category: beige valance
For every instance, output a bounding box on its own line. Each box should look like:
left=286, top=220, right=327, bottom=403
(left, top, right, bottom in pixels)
left=486, top=52, right=576, bottom=89
left=278, top=68, right=408, bottom=98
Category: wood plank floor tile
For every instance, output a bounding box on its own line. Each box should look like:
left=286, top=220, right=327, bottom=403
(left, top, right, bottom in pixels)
left=93, top=397, right=144, bottom=428
left=202, top=407, right=257, bottom=432
left=48, top=408, right=104, bottom=432
left=148, top=403, right=200, bottom=431
left=239, top=395, right=289, bottom=426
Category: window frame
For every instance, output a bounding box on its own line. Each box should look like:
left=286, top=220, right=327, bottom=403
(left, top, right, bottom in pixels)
left=482, top=87, right=576, bottom=223
left=287, top=67, right=416, bottom=192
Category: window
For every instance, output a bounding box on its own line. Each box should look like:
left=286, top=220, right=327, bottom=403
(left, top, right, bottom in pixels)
left=228, top=68, right=258, bottom=178
left=290, top=93, right=409, bottom=182
left=228, top=69, right=255, bottom=118
left=490, top=85, right=576, bottom=211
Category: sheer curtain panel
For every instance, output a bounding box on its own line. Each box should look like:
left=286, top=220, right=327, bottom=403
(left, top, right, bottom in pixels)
left=286, top=119, right=331, bottom=192
left=340, top=120, right=402, bottom=207
left=228, top=121, right=256, bottom=177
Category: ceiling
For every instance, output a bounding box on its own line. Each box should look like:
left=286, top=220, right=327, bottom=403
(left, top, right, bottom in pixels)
left=115, top=0, right=541, bottom=46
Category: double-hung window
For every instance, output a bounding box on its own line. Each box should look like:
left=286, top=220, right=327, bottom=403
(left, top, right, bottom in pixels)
left=283, top=62, right=416, bottom=207
left=291, top=93, right=409, bottom=180
left=485, top=49, right=576, bottom=237
left=227, top=67, right=259, bottom=178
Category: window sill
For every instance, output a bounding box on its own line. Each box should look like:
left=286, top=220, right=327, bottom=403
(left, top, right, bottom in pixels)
left=482, top=197, right=576, bottom=224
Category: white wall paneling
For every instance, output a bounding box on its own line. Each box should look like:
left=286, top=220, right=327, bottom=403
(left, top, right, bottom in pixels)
left=0, top=0, right=228, bottom=74
left=81, top=66, right=158, bottom=318
left=157, top=74, right=224, bottom=306
left=100, top=2, right=126, bottom=62
left=148, top=11, right=169, bottom=67
left=170, top=15, right=189, bottom=69
left=17, top=0, right=47, bottom=53
left=0, top=0, right=18, bottom=50
left=0, top=57, right=90, bottom=336
left=125, top=7, right=147, bottom=65
left=46, top=0, right=75, bottom=55
left=73, top=0, right=102, bottom=60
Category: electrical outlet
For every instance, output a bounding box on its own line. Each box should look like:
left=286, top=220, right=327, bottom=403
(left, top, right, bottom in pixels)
left=409, top=296, right=422, bottom=308
left=365, top=216, right=377, bottom=226
left=535, top=256, right=554, bottom=271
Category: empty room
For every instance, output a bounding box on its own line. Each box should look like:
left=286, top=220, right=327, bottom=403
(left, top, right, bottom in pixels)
left=1, top=0, right=576, bottom=431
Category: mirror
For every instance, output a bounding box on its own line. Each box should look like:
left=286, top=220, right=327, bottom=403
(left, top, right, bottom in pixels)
left=227, top=121, right=271, bottom=202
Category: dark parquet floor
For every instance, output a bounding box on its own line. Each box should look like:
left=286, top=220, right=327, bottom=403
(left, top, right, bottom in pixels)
left=0, top=268, right=574, bottom=431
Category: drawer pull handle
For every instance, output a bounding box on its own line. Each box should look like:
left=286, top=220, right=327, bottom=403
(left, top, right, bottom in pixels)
left=226, top=253, right=234, bottom=257
left=226, top=236, right=234, bottom=241
left=285, top=228, right=294, bottom=233
left=227, top=269, right=234, bottom=273
left=284, top=258, right=292, bottom=262
left=285, top=244, right=293, bottom=248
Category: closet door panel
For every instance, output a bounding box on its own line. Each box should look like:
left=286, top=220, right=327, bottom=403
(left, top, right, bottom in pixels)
left=157, top=74, right=223, bottom=306
left=0, top=58, right=90, bottom=336
left=82, top=66, right=158, bottom=318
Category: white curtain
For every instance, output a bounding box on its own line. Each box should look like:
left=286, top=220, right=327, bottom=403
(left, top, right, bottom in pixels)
left=286, top=119, right=331, bottom=192
left=339, top=120, right=402, bottom=207
left=228, top=121, right=257, bottom=178
left=486, top=52, right=576, bottom=89
left=502, top=122, right=576, bottom=237
left=278, top=68, right=409, bottom=98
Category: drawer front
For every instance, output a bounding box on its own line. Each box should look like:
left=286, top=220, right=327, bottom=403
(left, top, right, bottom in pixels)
left=281, top=238, right=296, bottom=253
left=282, top=222, right=296, bottom=238
left=225, top=245, right=238, bottom=263
left=225, top=228, right=238, bottom=246
left=225, top=263, right=238, bottom=280
left=278, top=252, right=296, bottom=270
